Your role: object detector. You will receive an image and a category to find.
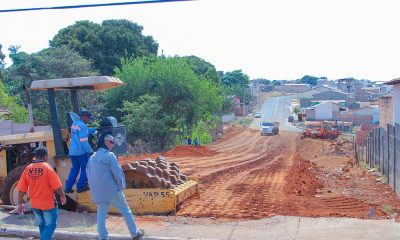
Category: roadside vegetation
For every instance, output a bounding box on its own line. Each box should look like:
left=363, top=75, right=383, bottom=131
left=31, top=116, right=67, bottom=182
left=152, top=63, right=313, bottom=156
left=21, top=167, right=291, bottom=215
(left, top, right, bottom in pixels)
left=0, top=20, right=255, bottom=153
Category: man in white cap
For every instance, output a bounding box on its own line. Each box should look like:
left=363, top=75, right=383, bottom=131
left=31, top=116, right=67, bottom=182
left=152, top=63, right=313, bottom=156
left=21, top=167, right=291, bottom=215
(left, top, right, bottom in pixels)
left=87, top=133, right=144, bottom=240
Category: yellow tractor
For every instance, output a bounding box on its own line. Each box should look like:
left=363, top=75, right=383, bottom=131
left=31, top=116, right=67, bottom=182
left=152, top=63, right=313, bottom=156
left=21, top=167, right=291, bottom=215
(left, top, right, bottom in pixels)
left=0, top=76, right=198, bottom=214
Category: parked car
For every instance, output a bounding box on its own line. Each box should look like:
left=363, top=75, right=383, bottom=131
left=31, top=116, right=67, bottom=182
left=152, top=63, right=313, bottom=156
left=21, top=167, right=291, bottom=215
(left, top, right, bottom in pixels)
left=260, top=122, right=279, bottom=135
left=288, top=116, right=294, bottom=122
left=254, top=112, right=261, bottom=118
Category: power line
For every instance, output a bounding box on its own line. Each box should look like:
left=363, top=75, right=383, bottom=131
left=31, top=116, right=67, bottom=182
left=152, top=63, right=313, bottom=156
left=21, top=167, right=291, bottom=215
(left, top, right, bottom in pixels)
left=0, top=0, right=195, bottom=13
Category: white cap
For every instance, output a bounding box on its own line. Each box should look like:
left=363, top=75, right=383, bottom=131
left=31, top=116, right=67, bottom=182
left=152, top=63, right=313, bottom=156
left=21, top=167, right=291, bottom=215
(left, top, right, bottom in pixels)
left=104, top=134, right=114, bottom=142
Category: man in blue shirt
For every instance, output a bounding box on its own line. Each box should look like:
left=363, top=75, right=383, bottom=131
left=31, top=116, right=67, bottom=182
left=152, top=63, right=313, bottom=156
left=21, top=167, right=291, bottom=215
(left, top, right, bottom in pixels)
left=65, top=110, right=95, bottom=193
left=87, top=133, right=144, bottom=240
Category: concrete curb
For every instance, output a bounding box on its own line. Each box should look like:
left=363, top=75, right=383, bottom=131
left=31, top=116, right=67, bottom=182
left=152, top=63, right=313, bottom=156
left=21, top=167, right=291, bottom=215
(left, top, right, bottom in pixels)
left=0, top=226, right=192, bottom=240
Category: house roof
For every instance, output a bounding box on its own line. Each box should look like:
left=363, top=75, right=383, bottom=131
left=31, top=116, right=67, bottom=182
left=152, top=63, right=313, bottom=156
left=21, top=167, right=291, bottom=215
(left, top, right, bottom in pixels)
left=311, top=100, right=345, bottom=104
left=342, top=106, right=379, bottom=114
left=304, top=101, right=339, bottom=109
left=299, top=86, right=347, bottom=98
left=385, top=77, right=400, bottom=85
left=284, top=83, right=309, bottom=86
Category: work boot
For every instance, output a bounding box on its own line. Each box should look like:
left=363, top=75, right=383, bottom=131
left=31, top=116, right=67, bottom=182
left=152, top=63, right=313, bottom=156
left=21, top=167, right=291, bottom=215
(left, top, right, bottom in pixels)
left=77, top=185, right=90, bottom=193
left=132, top=230, right=144, bottom=239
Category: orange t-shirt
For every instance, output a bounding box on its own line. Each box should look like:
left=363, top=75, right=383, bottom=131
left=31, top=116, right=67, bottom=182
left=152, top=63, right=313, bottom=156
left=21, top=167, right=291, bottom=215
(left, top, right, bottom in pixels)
left=17, top=162, right=62, bottom=210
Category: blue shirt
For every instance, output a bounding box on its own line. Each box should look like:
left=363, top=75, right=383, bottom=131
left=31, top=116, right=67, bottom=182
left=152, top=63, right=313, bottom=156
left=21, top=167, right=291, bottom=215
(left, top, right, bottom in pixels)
left=69, top=119, right=94, bottom=156
left=86, top=147, right=126, bottom=203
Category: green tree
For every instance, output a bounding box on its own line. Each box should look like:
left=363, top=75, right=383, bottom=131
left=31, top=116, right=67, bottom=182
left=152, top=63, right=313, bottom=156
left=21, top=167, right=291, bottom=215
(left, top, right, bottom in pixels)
left=0, top=44, right=5, bottom=78
left=221, top=70, right=249, bottom=86
left=221, top=70, right=251, bottom=104
left=104, top=56, right=223, bottom=149
left=223, top=84, right=251, bottom=104
left=4, top=46, right=98, bottom=125
left=8, top=45, right=21, bottom=55
left=181, top=55, right=220, bottom=84
left=252, top=78, right=271, bottom=85
left=272, top=80, right=281, bottom=86
left=50, top=20, right=158, bottom=75
left=120, top=95, right=168, bottom=151
left=0, top=80, right=27, bottom=123
left=299, top=75, right=318, bottom=86
left=293, top=106, right=301, bottom=114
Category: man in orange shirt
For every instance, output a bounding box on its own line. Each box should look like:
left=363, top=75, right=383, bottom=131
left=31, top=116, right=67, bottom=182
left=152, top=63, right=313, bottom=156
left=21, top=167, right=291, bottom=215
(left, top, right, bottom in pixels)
left=17, top=146, right=66, bottom=240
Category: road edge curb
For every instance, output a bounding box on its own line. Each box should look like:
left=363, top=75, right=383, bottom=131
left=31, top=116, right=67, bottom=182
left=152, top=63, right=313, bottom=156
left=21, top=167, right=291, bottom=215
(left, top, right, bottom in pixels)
left=0, top=226, right=186, bottom=240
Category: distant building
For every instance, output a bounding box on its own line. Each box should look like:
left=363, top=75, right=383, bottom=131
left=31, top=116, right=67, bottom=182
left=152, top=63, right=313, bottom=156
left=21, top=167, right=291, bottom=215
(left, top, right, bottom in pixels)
left=299, top=87, right=355, bottom=108
left=339, top=106, right=379, bottom=125
left=274, top=84, right=311, bottom=93
left=303, top=102, right=341, bottom=121
left=385, top=78, right=400, bottom=124
left=259, top=85, right=274, bottom=92
left=379, top=93, right=393, bottom=128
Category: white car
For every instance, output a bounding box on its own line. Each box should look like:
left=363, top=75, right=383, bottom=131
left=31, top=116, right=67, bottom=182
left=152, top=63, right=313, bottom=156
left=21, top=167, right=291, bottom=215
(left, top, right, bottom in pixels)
left=254, top=112, right=261, bottom=118
left=260, top=122, right=279, bottom=135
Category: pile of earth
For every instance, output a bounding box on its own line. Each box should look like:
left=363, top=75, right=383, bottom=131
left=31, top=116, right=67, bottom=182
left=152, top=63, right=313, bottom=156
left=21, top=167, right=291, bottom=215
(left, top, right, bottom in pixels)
left=118, top=145, right=217, bottom=164
left=165, top=146, right=217, bottom=158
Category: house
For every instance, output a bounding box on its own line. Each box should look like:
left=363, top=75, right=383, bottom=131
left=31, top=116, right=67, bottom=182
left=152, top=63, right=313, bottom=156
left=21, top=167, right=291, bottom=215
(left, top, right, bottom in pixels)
left=303, top=102, right=340, bottom=121
left=339, top=106, right=379, bottom=125
left=385, top=78, right=400, bottom=124
left=379, top=93, right=393, bottom=128
left=299, top=86, right=339, bottom=99
left=274, top=83, right=311, bottom=93
left=299, top=87, right=354, bottom=108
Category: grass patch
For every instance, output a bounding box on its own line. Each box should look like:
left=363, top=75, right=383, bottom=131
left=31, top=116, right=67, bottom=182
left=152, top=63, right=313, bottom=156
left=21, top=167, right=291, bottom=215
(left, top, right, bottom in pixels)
left=383, top=204, right=395, bottom=215
left=229, top=117, right=252, bottom=128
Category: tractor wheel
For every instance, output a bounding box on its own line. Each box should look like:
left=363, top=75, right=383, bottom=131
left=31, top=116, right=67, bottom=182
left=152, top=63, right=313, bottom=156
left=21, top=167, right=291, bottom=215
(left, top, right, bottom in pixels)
left=1, top=165, right=27, bottom=206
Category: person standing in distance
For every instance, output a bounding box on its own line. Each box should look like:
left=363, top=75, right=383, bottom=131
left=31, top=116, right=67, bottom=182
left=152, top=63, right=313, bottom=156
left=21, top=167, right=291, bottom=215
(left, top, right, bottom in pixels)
left=17, top=146, right=66, bottom=240
left=65, top=110, right=95, bottom=193
left=87, top=133, right=144, bottom=240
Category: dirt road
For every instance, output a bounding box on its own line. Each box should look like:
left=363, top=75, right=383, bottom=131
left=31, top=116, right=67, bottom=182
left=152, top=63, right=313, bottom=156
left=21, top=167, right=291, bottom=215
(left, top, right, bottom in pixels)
left=120, top=125, right=400, bottom=220
left=174, top=127, right=296, bottom=219
left=163, top=126, right=400, bottom=220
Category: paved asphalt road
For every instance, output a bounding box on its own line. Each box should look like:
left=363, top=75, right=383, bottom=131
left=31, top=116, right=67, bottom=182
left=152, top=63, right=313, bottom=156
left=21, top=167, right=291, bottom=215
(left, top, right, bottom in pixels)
left=252, top=95, right=301, bottom=132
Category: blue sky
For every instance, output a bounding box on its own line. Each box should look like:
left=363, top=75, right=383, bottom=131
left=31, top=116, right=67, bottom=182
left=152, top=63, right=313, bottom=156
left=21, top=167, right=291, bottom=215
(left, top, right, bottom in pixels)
left=1, top=0, right=399, bottom=81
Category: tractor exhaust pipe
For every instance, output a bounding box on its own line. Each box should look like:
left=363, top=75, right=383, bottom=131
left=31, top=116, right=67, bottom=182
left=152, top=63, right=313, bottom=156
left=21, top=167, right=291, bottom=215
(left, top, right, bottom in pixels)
left=23, top=85, right=34, bottom=133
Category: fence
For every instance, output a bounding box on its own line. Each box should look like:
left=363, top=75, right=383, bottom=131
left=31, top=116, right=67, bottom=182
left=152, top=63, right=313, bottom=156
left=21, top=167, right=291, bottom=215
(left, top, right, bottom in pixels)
left=355, top=123, right=400, bottom=194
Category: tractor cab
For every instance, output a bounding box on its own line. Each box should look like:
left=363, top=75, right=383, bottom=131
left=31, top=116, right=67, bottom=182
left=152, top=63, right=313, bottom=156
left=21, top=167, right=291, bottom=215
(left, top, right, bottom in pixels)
left=30, top=76, right=127, bottom=158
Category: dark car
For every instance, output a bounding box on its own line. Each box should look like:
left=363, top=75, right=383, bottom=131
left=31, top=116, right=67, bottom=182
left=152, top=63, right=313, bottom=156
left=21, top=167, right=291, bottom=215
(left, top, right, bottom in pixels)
left=288, top=116, right=294, bottom=122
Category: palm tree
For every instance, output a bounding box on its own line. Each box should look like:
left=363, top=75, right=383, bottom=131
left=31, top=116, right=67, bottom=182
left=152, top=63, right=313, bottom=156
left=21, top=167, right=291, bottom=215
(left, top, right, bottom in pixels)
left=8, top=45, right=21, bottom=55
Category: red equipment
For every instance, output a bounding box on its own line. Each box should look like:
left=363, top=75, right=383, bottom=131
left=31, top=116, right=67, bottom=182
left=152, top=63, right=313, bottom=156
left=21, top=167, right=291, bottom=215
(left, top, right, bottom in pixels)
left=302, top=122, right=340, bottom=140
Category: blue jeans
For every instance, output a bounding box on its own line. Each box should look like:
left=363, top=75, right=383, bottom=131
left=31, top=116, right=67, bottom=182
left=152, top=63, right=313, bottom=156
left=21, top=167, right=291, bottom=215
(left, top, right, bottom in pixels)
left=32, top=207, right=58, bottom=240
left=97, top=191, right=138, bottom=240
left=66, top=154, right=89, bottom=191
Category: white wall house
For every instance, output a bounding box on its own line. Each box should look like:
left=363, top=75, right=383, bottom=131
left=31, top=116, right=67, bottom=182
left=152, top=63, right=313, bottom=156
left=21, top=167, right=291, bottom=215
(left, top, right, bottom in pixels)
left=304, top=102, right=340, bottom=121
left=385, top=78, right=400, bottom=124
